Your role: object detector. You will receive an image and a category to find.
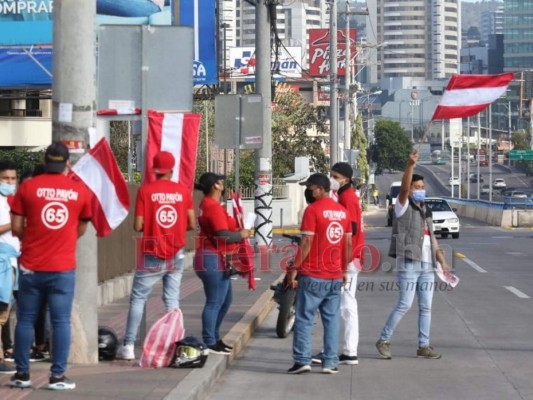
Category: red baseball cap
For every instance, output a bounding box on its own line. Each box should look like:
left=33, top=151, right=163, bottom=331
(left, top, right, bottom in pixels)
left=153, top=151, right=175, bottom=174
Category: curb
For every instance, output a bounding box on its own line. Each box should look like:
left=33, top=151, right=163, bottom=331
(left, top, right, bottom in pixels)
left=164, top=276, right=280, bottom=400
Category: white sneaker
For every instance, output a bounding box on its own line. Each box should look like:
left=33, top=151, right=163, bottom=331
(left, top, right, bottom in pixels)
left=116, top=344, right=135, bottom=360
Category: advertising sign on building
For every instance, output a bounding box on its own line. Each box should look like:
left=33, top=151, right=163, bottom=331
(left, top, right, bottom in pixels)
left=229, top=47, right=302, bottom=79
left=309, top=28, right=357, bottom=77
left=0, top=0, right=216, bottom=87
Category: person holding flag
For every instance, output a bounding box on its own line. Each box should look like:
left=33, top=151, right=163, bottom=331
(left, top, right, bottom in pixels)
left=116, top=151, right=196, bottom=361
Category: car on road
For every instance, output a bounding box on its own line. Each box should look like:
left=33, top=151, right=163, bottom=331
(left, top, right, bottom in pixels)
left=448, top=177, right=460, bottom=186
left=425, top=197, right=460, bottom=239
left=493, top=178, right=506, bottom=189
left=481, top=184, right=490, bottom=195
left=506, top=190, right=528, bottom=199
left=469, top=174, right=484, bottom=183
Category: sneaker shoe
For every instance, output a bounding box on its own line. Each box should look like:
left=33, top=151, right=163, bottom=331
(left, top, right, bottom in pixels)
left=207, top=342, right=231, bottom=355
left=287, top=363, right=311, bottom=374
left=311, top=351, right=323, bottom=365
left=216, top=340, right=233, bottom=350
left=0, top=361, right=16, bottom=374
left=116, top=344, right=135, bottom=360
left=339, top=354, right=359, bottom=365
left=376, top=340, right=392, bottom=359
left=29, top=350, right=48, bottom=362
left=10, top=372, right=31, bottom=388
left=322, top=366, right=339, bottom=374
left=4, top=350, right=14, bottom=362
left=417, top=346, right=442, bottom=359
left=48, top=375, right=76, bottom=390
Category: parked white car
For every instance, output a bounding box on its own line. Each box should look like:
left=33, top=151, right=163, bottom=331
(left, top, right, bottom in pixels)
left=493, top=178, right=506, bottom=189
left=425, top=197, right=460, bottom=239
left=481, top=184, right=490, bottom=195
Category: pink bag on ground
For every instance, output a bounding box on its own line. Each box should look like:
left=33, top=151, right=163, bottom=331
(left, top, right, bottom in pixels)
left=139, top=308, right=185, bottom=368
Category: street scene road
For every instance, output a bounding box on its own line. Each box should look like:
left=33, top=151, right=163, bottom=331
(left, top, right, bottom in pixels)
left=207, top=207, right=533, bottom=400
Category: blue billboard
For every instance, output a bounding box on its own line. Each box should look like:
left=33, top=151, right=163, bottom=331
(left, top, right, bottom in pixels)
left=0, top=0, right=216, bottom=87
left=0, top=47, right=52, bottom=87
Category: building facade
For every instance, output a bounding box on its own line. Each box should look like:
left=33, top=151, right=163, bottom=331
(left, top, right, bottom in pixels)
left=503, top=0, right=533, bottom=71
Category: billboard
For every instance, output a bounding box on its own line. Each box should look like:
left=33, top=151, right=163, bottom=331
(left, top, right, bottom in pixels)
left=0, top=46, right=52, bottom=87
left=229, top=46, right=302, bottom=80
left=309, top=28, right=357, bottom=77
left=0, top=0, right=216, bottom=86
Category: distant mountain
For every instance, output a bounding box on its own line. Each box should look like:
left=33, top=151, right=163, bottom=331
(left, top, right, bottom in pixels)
left=461, top=0, right=503, bottom=31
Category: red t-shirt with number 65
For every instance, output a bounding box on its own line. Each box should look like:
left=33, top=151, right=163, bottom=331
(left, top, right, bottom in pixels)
left=11, top=173, right=92, bottom=272
left=135, top=179, right=193, bottom=260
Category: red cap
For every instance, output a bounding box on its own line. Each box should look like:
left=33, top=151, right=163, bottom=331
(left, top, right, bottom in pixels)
left=153, top=151, right=175, bottom=174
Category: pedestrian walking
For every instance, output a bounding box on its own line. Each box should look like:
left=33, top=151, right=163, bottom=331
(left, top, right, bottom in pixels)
left=373, top=187, right=379, bottom=206
left=116, top=151, right=195, bottom=361
left=376, top=150, right=451, bottom=360
left=194, top=173, right=249, bottom=355
left=287, top=173, right=351, bottom=375
left=0, top=161, right=20, bottom=375
left=10, top=142, right=92, bottom=390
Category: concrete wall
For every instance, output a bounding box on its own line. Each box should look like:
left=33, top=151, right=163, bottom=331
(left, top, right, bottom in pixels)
left=447, top=200, right=533, bottom=228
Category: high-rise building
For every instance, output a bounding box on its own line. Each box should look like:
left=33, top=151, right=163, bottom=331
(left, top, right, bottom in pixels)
left=480, top=6, right=504, bottom=45
left=374, top=0, right=460, bottom=80
left=503, top=1, right=533, bottom=71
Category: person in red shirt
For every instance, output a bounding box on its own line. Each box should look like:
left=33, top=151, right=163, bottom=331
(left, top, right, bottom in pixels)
left=287, top=173, right=351, bottom=375
left=10, top=142, right=92, bottom=390
left=116, top=151, right=195, bottom=361
left=194, top=172, right=249, bottom=354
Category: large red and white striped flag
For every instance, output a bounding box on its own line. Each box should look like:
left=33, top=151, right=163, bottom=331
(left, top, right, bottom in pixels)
left=431, top=73, right=514, bottom=121
left=72, top=138, right=130, bottom=237
left=144, top=110, right=201, bottom=190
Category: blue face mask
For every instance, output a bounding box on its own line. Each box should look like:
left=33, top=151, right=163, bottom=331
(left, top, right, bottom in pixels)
left=412, top=190, right=426, bottom=203
left=0, top=183, right=16, bottom=196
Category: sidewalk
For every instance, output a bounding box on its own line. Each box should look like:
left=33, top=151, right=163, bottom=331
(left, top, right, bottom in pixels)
left=0, top=261, right=282, bottom=400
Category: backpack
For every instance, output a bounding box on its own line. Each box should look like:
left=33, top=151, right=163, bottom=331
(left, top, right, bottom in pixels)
left=139, top=308, right=185, bottom=368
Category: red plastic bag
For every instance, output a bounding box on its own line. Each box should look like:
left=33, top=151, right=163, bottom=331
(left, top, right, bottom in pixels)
left=139, top=308, right=185, bottom=368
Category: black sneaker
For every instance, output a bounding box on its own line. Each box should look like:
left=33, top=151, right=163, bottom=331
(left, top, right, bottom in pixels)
left=216, top=340, right=233, bottom=351
left=339, top=354, right=359, bottom=365
left=10, top=372, right=31, bottom=388
left=322, top=366, right=339, bottom=374
left=29, top=350, right=48, bottom=362
left=48, top=375, right=76, bottom=390
left=311, top=351, right=323, bottom=365
left=287, top=363, right=311, bottom=374
left=207, top=342, right=231, bottom=355
left=0, top=361, right=16, bottom=374
left=4, top=350, right=14, bottom=362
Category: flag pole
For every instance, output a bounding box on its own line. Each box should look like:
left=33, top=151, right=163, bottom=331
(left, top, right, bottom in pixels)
left=416, top=120, right=434, bottom=151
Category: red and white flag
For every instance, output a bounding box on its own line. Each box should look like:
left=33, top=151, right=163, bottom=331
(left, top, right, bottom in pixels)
left=431, top=73, right=514, bottom=121
left=72, top=138, right=130, bottom=237
left=144, top=110, right=201, bottom=190
left=230, top=192, right=256, bottom=291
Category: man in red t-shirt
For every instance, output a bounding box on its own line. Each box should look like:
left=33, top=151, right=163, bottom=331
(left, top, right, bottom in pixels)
left=330, top=162, right=365, bottom=365
left=287, top=173, right=351, bottom=375
left=10, top=142, right=92, bottom=390
left=116, top=151, right=195, bottom=361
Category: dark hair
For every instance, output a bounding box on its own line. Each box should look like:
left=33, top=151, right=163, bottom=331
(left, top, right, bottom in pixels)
left=412, top=174, right=424, bottom=183
left=0, top=161, right=17, bottom=174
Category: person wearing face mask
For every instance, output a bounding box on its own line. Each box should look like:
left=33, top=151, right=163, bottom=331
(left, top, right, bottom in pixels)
left=0, top=161, right=20, bottom=375
left=286, top=173, right=351, bottom=375
left=194, top=173, right=250, bottom=355
left=376, top=150, right=451, bottom=360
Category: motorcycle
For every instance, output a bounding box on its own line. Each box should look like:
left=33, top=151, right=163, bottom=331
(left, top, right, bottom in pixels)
left=270, top=234, right=300, bottom=338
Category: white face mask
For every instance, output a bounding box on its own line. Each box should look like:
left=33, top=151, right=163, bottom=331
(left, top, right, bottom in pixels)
left=329, top=177, right=340, bottom=192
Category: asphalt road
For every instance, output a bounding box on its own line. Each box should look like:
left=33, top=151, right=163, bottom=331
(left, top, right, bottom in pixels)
left=206, top=209, right=533, bottom=400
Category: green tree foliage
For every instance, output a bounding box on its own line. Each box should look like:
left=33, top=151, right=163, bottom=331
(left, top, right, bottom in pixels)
left=371, top=119, right=412, bottom=173
left=271, top=92, right=329, bottom=177
left=352, top=113, right=368, bottom=183
left=0, top=149, right=45, bottom=177
left=193, top=100, right=215, bottom=183
left=511, top=130, right=533, bottom=175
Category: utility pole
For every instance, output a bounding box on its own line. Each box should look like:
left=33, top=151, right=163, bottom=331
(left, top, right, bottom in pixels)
left=52, top=0, right=98, bottom=363
left=254, top=1, right=273, bottom=248
left=329, top=0, right=338, bottom=166
left=343, top=1, right=351, bottom=159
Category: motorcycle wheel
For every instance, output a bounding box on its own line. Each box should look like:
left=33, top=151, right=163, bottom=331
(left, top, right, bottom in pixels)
left=276, top=287, right=297, bottom=338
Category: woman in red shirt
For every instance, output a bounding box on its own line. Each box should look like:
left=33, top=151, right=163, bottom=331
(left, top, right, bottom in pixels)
left=194, top=173, right=249, bottom=355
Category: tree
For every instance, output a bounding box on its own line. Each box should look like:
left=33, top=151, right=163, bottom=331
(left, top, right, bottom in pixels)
left=371, top=119, right=412, bottom=172
left=511, top=130, right=533, bottom=176
left=352, top=113, right=368, bottom=183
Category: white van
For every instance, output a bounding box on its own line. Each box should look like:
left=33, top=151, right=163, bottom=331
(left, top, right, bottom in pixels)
left=386, top=181, right=402, bottom=226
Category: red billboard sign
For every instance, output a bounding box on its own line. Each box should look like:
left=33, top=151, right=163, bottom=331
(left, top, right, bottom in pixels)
left=309, top=28, right=357, bottom=77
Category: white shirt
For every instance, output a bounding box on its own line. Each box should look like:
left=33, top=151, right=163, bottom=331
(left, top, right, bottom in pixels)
left=0, top=195, right=20, bottom=267
left=395, top=199, right=432, bottom=263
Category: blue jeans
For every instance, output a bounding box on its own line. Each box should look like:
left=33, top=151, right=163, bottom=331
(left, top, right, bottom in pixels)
left=14, top=270, right=75, bottom=377
left=97, top=0, right=161, bottom=17
left=194, top=250, right=232, bottom=346
left=292, top=275, right=342, bottom=369
left=380, top=258, right=435, bottom=347
left=123, top=250, right=184, bottom=345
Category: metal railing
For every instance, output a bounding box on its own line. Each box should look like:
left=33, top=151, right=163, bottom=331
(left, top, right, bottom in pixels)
left=230, top=184, right=289, bottom=199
